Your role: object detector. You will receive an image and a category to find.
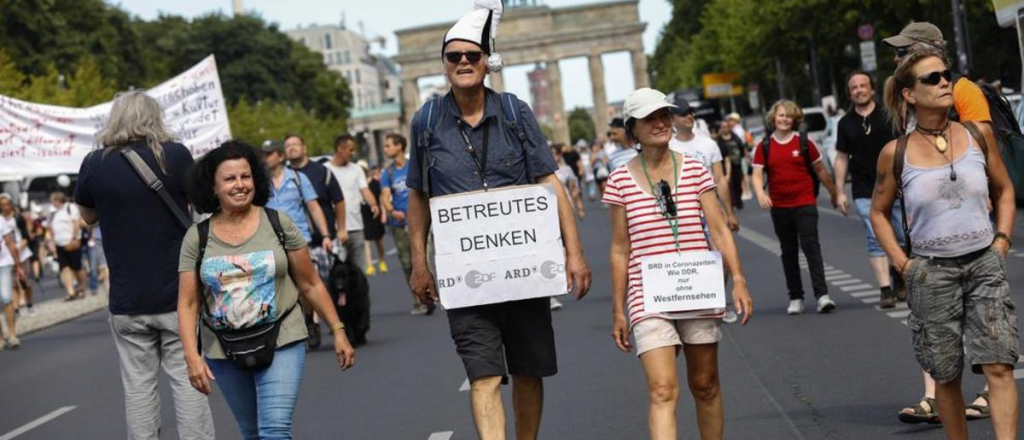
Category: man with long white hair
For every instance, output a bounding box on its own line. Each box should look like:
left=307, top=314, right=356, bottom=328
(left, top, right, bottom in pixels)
left=75, top=91, right=214, bottom=440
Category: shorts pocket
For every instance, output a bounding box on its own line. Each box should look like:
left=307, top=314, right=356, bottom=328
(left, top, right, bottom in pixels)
left=907, top=314, right=932, bottom=373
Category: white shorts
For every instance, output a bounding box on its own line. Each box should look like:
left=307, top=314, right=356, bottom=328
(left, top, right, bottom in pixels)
left=0, top=266, right=12, bottom=305
left=633, top=317, right=722, bottom=356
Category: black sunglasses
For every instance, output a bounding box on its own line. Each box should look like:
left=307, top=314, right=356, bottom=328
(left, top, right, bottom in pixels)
left=655, top=180, right=677, bottom=217
left=444, top=51, right=484, bottom=64
left=917, top=69, right=952, bottom=86
left=894, top=46, right=910, bottom=58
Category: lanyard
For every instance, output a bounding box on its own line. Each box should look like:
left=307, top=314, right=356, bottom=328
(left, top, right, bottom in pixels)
left=458, top=121, right=490, bottom=190
left=640, top=152, right=680, bottom=252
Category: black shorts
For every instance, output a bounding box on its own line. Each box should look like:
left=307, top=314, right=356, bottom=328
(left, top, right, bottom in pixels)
left=56, top=246, right=82, bottom=271
left=446, top=297, right=557, bottom=382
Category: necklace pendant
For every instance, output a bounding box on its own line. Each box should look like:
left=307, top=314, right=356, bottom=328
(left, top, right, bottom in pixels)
left=935, top=136, right=948, bottom=152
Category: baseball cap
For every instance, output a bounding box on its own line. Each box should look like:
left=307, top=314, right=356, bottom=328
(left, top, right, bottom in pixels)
left=883, top=22, right=944, bottom=48
left=670, top=95, right=693, bottom=116
left=608, top=117, right=625, bottom=128
left=261, top=140, right=284, bottom=155
left=623, top=88, right=676, bottom=123
left=726, top=112, right=742, bottom=122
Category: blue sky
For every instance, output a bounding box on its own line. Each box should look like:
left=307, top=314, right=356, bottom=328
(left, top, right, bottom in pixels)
left=113, top=0, right=672, bottom=109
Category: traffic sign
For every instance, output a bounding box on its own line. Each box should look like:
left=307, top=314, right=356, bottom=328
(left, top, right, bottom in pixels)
left=858, top=24, right=874, bottom=41
left=860, top=41, right=878, bottom=72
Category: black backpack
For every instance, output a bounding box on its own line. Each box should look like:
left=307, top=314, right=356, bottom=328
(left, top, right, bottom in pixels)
left=951, top=79, right=1024, bottom=205
left=759, top=126, right=820, bottom=197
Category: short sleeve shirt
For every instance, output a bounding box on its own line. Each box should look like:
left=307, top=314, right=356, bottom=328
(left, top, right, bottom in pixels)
left=294, top=161, right=344, bottom=237
left=178, top=209, right=308, bottom=360
left=836, top=106, right=895, bottom=199
left=381, top=161, right=410, bottom=227
left=752, top=134, right=822, bottom=208
left=601, top=155, right=722, bottom=328
left=50, top=204, right=80, bottom=246
left=74, top=142, right=194, bottom=315
left=266, top=169, right=318, bottom=242
left=954, top=78, right=992, bottom=123
left=406, top=89, right=558, bottom=197
left=324, top=162, right=368, bottom=231
left=669, top=135, right=723, bottom=171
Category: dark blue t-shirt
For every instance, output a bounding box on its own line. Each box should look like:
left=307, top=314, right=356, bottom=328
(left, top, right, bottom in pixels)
left=293, top=160, right=344, bottom=237
left=74, top=142, right=194, bottom=315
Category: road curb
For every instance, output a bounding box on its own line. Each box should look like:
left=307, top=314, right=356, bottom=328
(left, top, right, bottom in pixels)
left=1, top=295, right=108, bottom=349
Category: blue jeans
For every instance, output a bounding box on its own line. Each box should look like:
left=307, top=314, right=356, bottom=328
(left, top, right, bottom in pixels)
left=854, top=198, right=906, bottom=257
left=207, top=342, right=306, bottom=440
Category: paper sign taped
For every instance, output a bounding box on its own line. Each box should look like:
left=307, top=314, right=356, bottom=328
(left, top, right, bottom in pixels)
left=430, top=184, right=566, bottom=309
left=641, top=251, right=726, bottom=313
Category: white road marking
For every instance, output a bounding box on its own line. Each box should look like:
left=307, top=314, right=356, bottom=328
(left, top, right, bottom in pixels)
left=459, top=379, right=470, bottom=392
left=824, top=270, right=845, bottom=276
left=849, top=290, right=877, bottom=298
left=428, top=432, right=454, bottom=440
left=840, top=284, right=876, bottom=292
left=887, top=310, right=911, bottom=319
left=862, top=297, right=881, bottom=304
left=825, top=274, right=852, bottom=281
left=0, top=406, right=76, bottom=440
left=830, top=279, right=863, bottom=286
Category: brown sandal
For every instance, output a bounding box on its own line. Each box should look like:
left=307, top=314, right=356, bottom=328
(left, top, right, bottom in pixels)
left=965, top=391, right=990, bottom=420
left=898, top=397, right=940, bottom=424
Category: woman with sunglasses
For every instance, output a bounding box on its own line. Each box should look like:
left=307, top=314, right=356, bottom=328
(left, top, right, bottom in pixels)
left=872, top=50, right=1017, bottom=440
left=605, top=88, right=753, bottom=440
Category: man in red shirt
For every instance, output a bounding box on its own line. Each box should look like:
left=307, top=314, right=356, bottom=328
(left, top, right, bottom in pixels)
left=752, top=100, right=839, bottom=315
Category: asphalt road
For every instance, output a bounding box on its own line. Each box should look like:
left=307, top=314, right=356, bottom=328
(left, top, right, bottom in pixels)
left=2, top=195, right=1024, bottom=440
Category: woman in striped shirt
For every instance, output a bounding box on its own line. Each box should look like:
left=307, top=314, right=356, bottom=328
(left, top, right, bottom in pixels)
left=605, top=88, right=753, bottom=440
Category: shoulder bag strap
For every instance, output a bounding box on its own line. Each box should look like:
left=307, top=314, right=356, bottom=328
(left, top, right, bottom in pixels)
left=893, top=135, right=912, bottom=256
left=962, top=121, right=990, bottom=165
left=120, top=148, right=191, bottom=229
left=263, top=208, right=289, bottom=250
left=415, top=99, right=438, bottom=196
left=286, top=169, right=315, bottom=229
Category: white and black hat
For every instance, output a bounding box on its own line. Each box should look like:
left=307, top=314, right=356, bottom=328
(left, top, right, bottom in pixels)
left=443, top=0, right=505, bottom=72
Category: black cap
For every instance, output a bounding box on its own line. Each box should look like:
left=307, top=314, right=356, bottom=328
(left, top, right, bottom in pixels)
left=670, top=96, right=693, bottom=115
left=261, top=140, right=284, bottom=155
left=608, top=117, right=625, bottom=128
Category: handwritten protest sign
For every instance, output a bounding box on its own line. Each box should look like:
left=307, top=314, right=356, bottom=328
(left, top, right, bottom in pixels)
left=430, top=184, right=567, bottom=309
left=0, top=55, right=231, bottom=179
left=641, top=251, right=726, bottom=313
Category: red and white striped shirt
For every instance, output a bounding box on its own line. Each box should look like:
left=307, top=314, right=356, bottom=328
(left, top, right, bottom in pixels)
left=602, top=156, right=724, bottom=328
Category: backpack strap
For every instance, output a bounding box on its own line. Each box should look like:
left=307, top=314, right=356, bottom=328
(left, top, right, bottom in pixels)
left=798, top=128, right=820, bottom=196
left=962, top=121, right=990, bottom=164
left=414, top=98, right=441, bottom=196
left=893, top=135, right=912, bottom=256
left=286, top=168, right=315, bottom=234
left=264, top=208, right=289, bottom=250
left=500, top=92, right=534, bottom=183
left=759, top=134, right=772, bottom=176
left=196, top=218, right=211, bottom=274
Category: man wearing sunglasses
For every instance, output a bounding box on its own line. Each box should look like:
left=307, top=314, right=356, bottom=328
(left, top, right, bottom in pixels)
left=884, top=22, right=992, bottom=128
left=884, top=21, right=998, bottom=425
left=405, top=2, right=592, bottom=439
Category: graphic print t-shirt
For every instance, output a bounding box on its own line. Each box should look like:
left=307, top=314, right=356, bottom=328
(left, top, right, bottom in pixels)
left=179, top=209, right=308, bottom=359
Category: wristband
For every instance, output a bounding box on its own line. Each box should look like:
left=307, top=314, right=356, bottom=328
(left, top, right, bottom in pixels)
left=994, top=232, right=1013, bottom=249
left=330, top=322, right=346, bottom=334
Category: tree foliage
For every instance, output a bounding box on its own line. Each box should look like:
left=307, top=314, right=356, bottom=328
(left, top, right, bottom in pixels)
left=651, top=0, right=1020, bottom=109
left=0, top=0, right=352, bottom=146
left=568, top=107, right=596, bottom=145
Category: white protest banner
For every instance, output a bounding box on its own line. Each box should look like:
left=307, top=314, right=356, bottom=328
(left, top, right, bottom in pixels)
left=430, top=184, right=567, bottom=309
left=0, top=55, right=231, bottom=180
left=641, top=251, right=726, bottom=313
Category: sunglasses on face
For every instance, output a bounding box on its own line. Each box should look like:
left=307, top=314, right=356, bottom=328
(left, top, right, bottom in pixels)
left=894, top=46, right=910, bottom=59
left=917, top=69, right=952, bottom=86
left=444, top=51, right=484, bottom=64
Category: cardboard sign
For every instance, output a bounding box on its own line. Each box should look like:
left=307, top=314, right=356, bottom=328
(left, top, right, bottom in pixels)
left=430, top=184, right=566, bottom=309
left=0, top=55, right=231, bottom=180
left=641, top=251, right=726, bottom=313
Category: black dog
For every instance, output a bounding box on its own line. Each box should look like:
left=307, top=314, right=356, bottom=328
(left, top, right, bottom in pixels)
left=326, top=256, right=371, bottom=346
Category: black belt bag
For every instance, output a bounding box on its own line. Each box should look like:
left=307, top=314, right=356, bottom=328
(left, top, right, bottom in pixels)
left=206, top=305, right=296, bottom=371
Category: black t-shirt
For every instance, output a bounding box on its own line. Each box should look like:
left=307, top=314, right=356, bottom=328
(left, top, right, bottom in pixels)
left=293, top=160, right=344, bottom=238
left=836, top=106, right=895, bottom=199
left=717, top=136, right=746, bottom=166
left=74, top=142, right=193, bottom=315
left=15, top=215, right=29, bottom=242
left=562, top=150, right=582, bottom=180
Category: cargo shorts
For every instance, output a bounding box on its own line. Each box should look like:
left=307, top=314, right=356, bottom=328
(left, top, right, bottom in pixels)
left=906, top=248, right=1020, bottom=384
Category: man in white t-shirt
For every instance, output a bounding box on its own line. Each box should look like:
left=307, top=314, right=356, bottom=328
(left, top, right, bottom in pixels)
left=49, top=192, right=86, bottom=300
left=0, top=205, right=26, bottom=348
left=324, top=135, right=380, bottom=271
left=668, top=98, right=739, bottom=232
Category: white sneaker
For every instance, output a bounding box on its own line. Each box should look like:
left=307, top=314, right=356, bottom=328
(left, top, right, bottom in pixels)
left=787, top=299, right=804, bottom=315
left=722, top=310, right=738, bottom=324
left=549, top=297, right=563, bottom=311
left=817, top=295, right=836, bottom=313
